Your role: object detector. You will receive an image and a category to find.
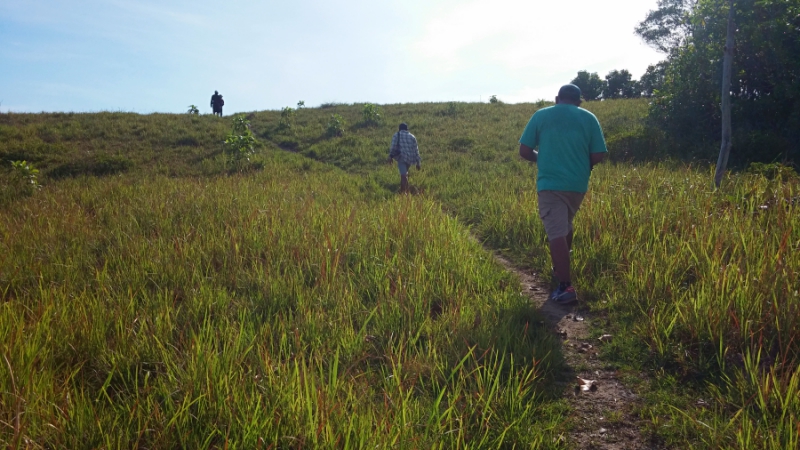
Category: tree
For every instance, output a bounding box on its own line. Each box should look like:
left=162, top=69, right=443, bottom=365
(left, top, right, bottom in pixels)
left=638, top=62, right=668, bottom=97
left=637, top=0, right=800, bottom=165
left=714, top=0, right=736, bottom=187
left=635, top=0, right=695, bottom=53
left=603, top=70, right=639, bottom=99
left=570, top=71, right=604, bottom=101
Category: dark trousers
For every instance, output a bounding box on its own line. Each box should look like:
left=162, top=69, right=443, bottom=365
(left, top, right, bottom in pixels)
left=213, top=107, right=222, bottom=116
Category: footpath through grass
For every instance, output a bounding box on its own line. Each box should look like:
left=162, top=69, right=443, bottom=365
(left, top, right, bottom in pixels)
left=1, top=100, right=799, bottom=448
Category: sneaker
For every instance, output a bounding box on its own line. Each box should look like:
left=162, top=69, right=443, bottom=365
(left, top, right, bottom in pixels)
left=550, top=285, right=577, bottom=304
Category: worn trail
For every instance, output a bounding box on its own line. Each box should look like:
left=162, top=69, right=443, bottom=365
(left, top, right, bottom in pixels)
left=492, top=253, right=659, bottom=450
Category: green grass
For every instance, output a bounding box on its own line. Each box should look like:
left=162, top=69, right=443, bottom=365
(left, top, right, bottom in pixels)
left=1, top=100, right=798, bottom=448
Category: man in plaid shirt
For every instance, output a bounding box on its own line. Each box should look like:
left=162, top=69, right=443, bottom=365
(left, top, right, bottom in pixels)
left=388, top=123, right=421, bottom=194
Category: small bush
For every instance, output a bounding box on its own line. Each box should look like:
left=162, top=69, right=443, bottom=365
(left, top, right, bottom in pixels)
left=187, top=105, right=199, bottom=115
left=320, top=102, right=346, bottom=109
left=225, top=115, right=257, bottom=161
left=747, top=162, right=798, bottom=181
left=326, top=114, right=346, bottom=137
left=489, top=95, right=501, bottom=104
left=361, top=103, right=383, bottom=126
left=439, top=102, right=459, bottom=117
left=10, top=160, right=41, bottom=194
left=279, top=107, right=296, bottom=130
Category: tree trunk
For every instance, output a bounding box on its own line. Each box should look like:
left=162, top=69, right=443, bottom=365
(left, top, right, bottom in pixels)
left=714, top=0, right=735, bottom=188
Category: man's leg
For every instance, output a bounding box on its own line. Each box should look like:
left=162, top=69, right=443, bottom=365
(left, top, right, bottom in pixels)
left=398, top=162, right=410, bottom=193
left=539, top=190, right=581, bottom=303
left=549, top=236, right=571, bottom=285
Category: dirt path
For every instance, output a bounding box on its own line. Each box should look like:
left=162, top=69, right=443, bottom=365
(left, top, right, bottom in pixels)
left=492, top=253, right=658, bottom=450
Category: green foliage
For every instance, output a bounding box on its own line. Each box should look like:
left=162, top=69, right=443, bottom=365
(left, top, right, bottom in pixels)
left=326, top=113, right=346, bottom=137
left=360, top=103, right=383, bottom=126
left=278, top=106, right=296, bottom=130
left=603, top=69, right=639, bottom=99
left=224, top=115, right=257, bottom=161
left=747, top=162, right=798, bottom=181
left=0, top=161, right=565, bottom=447
left=2, top=100, right=798, bottom=447
left=488, top=95, right=501, bottom=104
left=439, top=101, right=460, bottom=117
left=0, top=112, right=230, bottom=178
left=571, top=71, right=605, bottom=101
left=187, top=105, right=199, bottom=115
left=635, top=0, right=693, bottom=53
left=296, top=100, right=305, bottom=109
left=638, top=62, right=667, bottom=97
left=10, top=159, right=41, bottom=192
left=637, top=0, right=800, bottom=165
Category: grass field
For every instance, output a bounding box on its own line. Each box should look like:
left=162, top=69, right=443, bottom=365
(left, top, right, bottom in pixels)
left=1, top=99, right=798, bottom=448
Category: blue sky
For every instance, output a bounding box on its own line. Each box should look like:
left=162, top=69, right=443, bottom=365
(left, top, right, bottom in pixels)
left=1, top=0, right=664, bottom=114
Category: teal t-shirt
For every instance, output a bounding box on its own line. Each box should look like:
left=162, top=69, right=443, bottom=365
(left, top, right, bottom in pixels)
left=519, top=104, right=607, bottom=193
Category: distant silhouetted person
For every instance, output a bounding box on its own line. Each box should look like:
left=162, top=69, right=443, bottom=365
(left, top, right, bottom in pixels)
left=211, top=91, right=224, bottom=116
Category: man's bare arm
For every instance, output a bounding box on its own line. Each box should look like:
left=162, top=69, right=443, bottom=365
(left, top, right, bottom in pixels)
left=519, top=144, right=537, bottom=162
left=590, top=152, right=606, bottom=169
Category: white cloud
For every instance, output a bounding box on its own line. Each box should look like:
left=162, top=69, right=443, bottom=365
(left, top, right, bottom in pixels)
left=414, top=0, right=662, bottom=78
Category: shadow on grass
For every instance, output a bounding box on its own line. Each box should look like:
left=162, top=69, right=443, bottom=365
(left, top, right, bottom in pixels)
left=47, top=155, right=133, bottom=179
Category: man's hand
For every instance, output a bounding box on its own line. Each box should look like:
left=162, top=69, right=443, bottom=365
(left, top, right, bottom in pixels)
left=519, top=144, right=538, bottom=162
left=416, top=163, right=421, bottom=170
left=590, top=152, right=606, bottom=170
left=387, top=157, right=394, bottom=164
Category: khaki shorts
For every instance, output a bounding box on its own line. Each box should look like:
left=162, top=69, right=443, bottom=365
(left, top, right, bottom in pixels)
left=538, top=190, right=585, bottom=240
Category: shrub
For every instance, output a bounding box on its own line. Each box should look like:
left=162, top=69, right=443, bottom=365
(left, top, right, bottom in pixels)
left=439, top=102, right=459, bottom=117
left=320, top=102, right=346, bottom=109
left=187, top=105, right=199, bottom=115
left=279, top=107, right=296, bottom=130
left=747, top=162, right=798, bottom=181
left=361, top=103, right=383, bottom=126
left=489, top=95, right=501, bottom=104
left=326, top=114, right=346, bottom=137
left=10, top=160, right=41, bottom=194
left=225, top=115, right=257, bottom=161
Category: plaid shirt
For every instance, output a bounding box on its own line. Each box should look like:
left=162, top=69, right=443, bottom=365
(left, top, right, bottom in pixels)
left=389, top=130, right=421, bottom=165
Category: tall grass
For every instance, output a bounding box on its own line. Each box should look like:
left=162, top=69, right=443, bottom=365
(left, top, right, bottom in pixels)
left=2, top=98, right=798, bottom=448
left=0, top=150, right=565, bottom=447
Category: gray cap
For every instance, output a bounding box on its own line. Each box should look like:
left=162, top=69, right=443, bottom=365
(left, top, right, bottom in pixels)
left=557, top=84, right=582, bottom=102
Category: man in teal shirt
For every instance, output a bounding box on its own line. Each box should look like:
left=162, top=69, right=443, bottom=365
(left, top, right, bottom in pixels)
left=519, top=84, right=607, bottom=304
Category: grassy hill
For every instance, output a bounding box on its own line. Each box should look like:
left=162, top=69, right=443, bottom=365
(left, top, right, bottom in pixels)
left=1, top=100, right=798, bottom=448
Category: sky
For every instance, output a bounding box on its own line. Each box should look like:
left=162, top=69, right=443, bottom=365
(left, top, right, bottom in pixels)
left=1, top=0, right=665, bottom=114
